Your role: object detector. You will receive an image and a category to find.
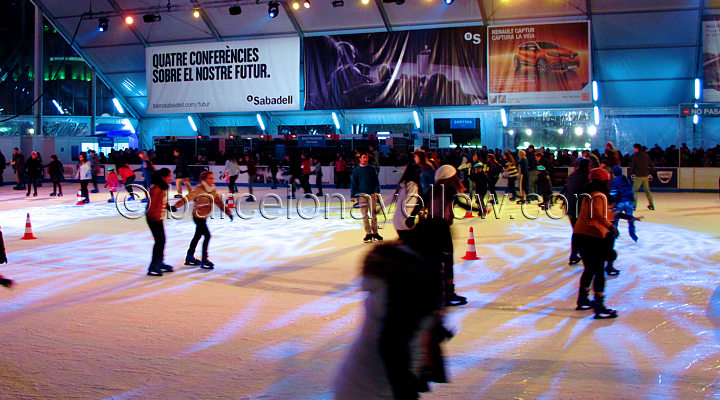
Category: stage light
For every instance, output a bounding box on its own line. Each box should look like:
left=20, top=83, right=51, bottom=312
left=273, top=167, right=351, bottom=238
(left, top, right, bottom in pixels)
left=445, top=0, right=454, bottom=4
left=332, top=112, right=340, bottom=129
left=193, top=9, right=201, bottom=18
left=292, top=1, right=300, bottom=10
left=361, top=0, right=370, bottom=5
left=588, top=125, right=597, bottom=136
left=98, top=17, right=108, bottom=32
left=574, top=127, right=583, bottom=136
left=695, top=78, right=701, bottom=100
left=332, top=0, right=344, bottom=6
left=124, top=16, right=134, bottom=25
left=594, top=105, right=600, bottom=125
left=525, top=128, right=532, bottom=136
left=413, top=110, right=421, bottom=129
left=229, top=134, right=235, bottom=139
left=304, top=0, right=311, bottom=8
left=557, top=128, right=564, bottom=134
left=268, top=1, right=279, bottom=18
left=508, top=129, right=514, bottom=136
left=188, top=116, right=198, bottom=132
left=256, top=114, right=266, bottom=131
left=112, top=98, right=124, bottom=114
left=592, top=80, right=598, bottom=102
left=52, top=99, right=64, bottom=114
left=500, top=108, right=507, bottom=127
left=229, top=5, right=242, bottom=15
left=693, top=114, right=700, bottom=124
left=143, top=14, right=161, bottom=23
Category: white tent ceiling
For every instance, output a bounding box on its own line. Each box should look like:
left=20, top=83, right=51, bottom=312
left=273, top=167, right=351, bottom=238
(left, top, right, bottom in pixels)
left=30, top=0, right=711, bottom=120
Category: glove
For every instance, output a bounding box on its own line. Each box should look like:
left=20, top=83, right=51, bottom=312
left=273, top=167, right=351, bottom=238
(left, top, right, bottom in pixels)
left=227, top=214, right=234, bottom=222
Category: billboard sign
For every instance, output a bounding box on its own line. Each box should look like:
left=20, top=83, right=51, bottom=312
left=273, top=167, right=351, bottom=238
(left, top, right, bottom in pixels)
left=146, top=38, right=300, bottom=114
left=487, top=22, right=591, bottom=105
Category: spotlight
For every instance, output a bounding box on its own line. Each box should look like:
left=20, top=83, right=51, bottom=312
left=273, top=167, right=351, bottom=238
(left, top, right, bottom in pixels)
left=98, top=17, right=108, bottom=32
left=332, top=0, right=344, bottom=6
left=268, top=1, right=279, bottom=18
left=445, top=0, right=453, bottom=4
left=304, top=0, right=310, bottom=8
left=143, top=14, right=161, bottom=23
left=292, top=1, right=300, bottom=9
left=361, top=0, right=370, bottom=5
left=229, top=5, right=242, bottom=15
left=193, top=9, right=201, bottom=18
left=124, top=16, right=134, bottom=25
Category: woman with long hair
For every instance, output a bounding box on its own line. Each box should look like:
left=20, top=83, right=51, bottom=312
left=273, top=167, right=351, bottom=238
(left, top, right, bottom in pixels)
left=77, top=152, right=92, bottom=203
left=413, top=150, right=435, bottom=203
left=392, top=163, right=422, bottom=242
left=516, top=150, right=529, bottom=204
left=503, top=150, right=519, bottom=200
left=484, top=153, right=503, bottom=203
left=145, top=168, right=174, bottom=277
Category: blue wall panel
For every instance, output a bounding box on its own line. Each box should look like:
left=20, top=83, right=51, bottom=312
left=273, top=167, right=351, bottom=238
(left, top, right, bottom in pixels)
left=593, top=11, right=698, bottom=48
left=595, top=48, right=695, bottom=81
left=600, top=80, right=692, bottom=107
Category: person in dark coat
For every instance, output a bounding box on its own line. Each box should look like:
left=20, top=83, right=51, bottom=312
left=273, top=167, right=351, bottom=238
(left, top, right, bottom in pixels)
left=173, top=148, right=192, bottom=196
left=561, top=158, right=591, bottom=265
left=24, top=151, right=43, bottom=197
left=11, top=148, right=25, bottom=190
left=46, top=155, right=64, bottom=196
left=630, top=143, right=655, bottom=210
left=0, top=224, right=7, bottom=265
left=0, top=149, right=6, bottom=186
left=610, top=166, right=638, bottom=242
left=333, top=218, right=452, bottom=399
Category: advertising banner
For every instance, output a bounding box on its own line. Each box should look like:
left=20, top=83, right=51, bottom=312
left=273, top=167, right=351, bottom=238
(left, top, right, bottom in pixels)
left=628, top=167, right=678, bottom=189
left=703, top=15, right=720, bottom=101
left=487, top=22, right=591, bottom=105
left=146, top=38, right=300, bottom=114
left=304, top=27, right=487, bottom=110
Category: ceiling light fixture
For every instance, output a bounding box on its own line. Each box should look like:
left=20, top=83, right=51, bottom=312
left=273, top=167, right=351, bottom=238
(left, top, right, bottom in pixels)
left=292, top=1, right=300, bottom=9
left=229, top=5, right=242, bottom=15
left=268, top=1, right=279, bottom=18
left=124, top=16, right=134, bottom=25
left=332, top=0, right=344, bottom=6
left=143, top=14, right=161, bottom=23
left=193, top=9, right=201, bottom=18
left=98, top=17, right=108, bottom=32
left=303, top=0, right=311, bottom=8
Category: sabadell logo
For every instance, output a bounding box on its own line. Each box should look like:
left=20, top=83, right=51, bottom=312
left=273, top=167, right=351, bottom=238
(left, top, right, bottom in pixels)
left=464, top=32, right=482, bottom=45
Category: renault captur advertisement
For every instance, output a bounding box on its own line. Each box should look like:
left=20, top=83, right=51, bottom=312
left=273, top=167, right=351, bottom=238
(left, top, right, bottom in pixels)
left=487, top=21, right=591, bottom=105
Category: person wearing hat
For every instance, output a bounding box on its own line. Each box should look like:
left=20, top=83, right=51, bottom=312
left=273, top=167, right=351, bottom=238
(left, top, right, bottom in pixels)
left=535, top=164, right=553, bottom=210
left=351, top=152, right=382, bottom=243
left=572, top=167, right=619, bottom=319
left=429, top=164, right=469, bottom=307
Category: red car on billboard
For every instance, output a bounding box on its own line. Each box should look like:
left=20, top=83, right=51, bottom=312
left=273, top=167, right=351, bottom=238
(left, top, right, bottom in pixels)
left=513, top=41, right=580, bottom=73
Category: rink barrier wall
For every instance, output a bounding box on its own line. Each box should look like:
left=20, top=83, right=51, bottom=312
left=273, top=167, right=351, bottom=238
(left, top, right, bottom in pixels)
left=2, top=165, right=719, bottom=192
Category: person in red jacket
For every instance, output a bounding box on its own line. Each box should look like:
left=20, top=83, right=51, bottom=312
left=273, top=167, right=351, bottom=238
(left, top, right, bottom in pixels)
left=145, top=168, right=174, bottom=277
left=117, top=164, right=137, bottom=200
left=300, top=154, right=313, bottom=195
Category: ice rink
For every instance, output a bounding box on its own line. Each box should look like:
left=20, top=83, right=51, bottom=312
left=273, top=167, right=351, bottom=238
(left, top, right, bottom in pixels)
left=0, top=184, right=719, bottom=399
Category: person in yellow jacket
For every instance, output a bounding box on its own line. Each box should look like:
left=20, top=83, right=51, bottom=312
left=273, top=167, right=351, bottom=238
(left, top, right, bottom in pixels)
left=172, top=171, right=233, bottom=270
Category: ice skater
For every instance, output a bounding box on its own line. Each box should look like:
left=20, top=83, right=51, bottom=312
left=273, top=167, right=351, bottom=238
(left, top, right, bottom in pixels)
left=610, top=166, right=638, bottom=242
left=573, top=168, right=618, bottom=319
left=46, top=155, right=64, bottom=197
left=145, top=168, right=174, bottom=277
left=351, top=152, right=382, bottom=243
left=171, top=171, right=233, bottom=270
left=77, top=152, right=92, bottom=203
left=104, top=166, right=120, bottom=203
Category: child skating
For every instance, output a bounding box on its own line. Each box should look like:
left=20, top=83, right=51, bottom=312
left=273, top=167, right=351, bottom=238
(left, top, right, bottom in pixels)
left=171, top=171, right=233, bottom=270
left=104, top=166, right=120, bottom=203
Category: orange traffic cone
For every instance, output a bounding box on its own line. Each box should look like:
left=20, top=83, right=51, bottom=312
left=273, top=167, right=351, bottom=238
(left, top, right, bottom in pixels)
left=463, top=211, right=473, bottom=218
left=21, top=213, right=37, bottom=240
left=76, top=189, right=84, bottom=205
left=460, top=227, right=479, bottom=260
left=225, top=194, right=235, bottom=210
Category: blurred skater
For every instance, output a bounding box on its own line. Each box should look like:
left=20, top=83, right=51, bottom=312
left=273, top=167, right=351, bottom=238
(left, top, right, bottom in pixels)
left=145, top=168, right=174, bottom=277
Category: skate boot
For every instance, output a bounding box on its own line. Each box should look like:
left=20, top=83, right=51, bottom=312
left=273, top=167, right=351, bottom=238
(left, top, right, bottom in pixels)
left=373, top=233, right=384, bottom=242
left=568, top=254, right=582, bottom=266
left=593, top=294, right=618, bottom=319
left=185, top=252, right=201, bottom=266
left=147, top=263, right=163, bottom=277
left=575, top=288, right=594, bottom=310
left=159, top=263, right=174, bottom=273
left=363, top=234, right=373, bottom=243
left=200, top=258, right=214, bottom=270
left=605, top=263, right=620, bottom=276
